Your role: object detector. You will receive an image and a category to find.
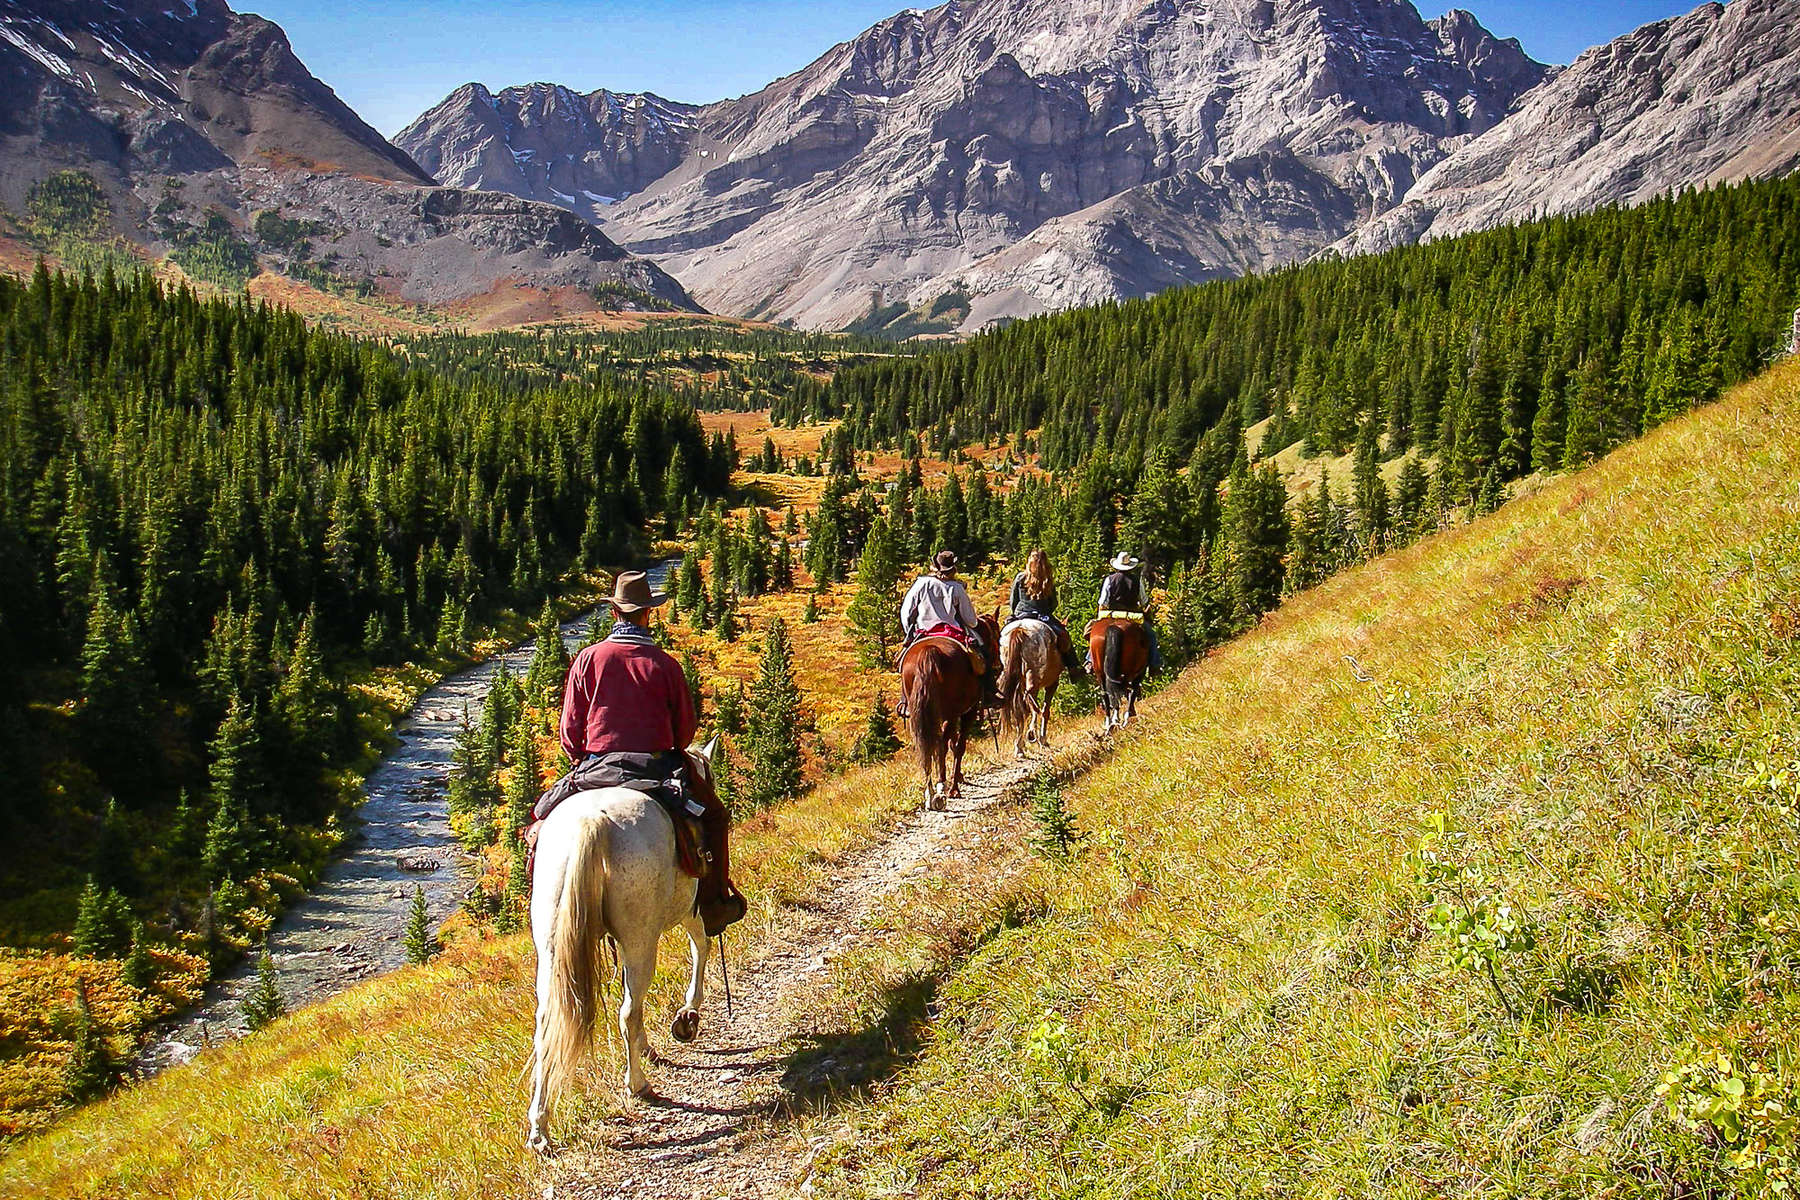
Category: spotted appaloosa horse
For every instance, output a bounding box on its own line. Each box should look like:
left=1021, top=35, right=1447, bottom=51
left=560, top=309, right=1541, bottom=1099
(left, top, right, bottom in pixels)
left=899, top=612, right=1000, bottom=809
left=1088, top=618, right=1150, bottom=732
left=997, top=618, right=1062, bottom=758
left=526, top=741, right=719, bottom=1153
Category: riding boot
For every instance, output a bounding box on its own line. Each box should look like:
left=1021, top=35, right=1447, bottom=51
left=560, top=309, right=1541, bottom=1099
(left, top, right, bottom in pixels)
left=1056, top=629, right=1085, bottom=680
left=689, top=769, right=746, bottom=936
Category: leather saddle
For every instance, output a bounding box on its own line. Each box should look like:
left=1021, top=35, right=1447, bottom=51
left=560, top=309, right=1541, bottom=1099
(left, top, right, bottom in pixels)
left=902, top=634, right=986, bottom=678
left=529, top=751, right=707, bottom=879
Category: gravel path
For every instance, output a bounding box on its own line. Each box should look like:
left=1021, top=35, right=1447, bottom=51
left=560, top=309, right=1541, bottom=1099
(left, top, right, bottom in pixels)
left=549, top=752, right=1056, bottom=1200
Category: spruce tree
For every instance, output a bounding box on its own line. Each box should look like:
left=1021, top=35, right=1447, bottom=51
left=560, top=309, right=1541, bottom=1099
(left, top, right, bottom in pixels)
left=122, top=921, right=154, bottom=990
left=403, top=885, right=439, bottom=964
left=1350, top=417, right=1390, bottom=557
left=744, top=618, right=805, bottom=810
left=63, top=985, right=116, bottom=1101
left=854, top=695, right=903, bottom=764
left=715, top=681, right=746, bottom=736
left=680, top=650, right=706, bottom=725
left=524, top=600, right=569, bottom=705
left=846, top=514, right=902, bottom=668
left=71, top=876, right=131, bottom=958
left=242, top=944, right=283, bottom=1031
left=502, top=719, right=542, bottom=839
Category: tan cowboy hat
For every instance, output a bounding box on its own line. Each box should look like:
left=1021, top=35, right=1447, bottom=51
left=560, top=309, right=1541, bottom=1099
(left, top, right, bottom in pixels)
left=1111, top=552, right=1141, bottom=572
left=608, top=569, right=668, bottom=613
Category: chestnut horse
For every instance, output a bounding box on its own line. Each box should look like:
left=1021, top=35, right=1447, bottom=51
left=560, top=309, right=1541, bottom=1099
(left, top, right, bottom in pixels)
left=1088, top=618, right=1150, bottom=732
left=900, top=612, right=1000, bottom=809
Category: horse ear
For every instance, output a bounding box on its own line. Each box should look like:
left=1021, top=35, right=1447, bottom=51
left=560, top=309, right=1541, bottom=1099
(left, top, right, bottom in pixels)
left=699, top=733, right=720, bottom=763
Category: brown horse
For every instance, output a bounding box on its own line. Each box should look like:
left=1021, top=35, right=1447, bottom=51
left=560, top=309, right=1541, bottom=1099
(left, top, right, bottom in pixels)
left=1087, top=618, right=1150, bottom=732
left=899, top=611, right=1000, bottom=809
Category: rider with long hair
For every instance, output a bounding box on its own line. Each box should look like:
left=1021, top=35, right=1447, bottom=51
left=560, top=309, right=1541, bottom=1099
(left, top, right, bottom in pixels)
left=1007, top=548, right=1084, bottom=678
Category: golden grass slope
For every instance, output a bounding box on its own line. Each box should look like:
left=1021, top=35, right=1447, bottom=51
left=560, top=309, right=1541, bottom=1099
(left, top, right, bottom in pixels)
left=814, top=360, right=1800, bottom=1197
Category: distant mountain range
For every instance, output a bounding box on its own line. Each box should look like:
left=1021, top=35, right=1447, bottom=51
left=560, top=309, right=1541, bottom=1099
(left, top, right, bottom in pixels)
left=0, top=0, right=696, bottom=317
left=398, top=0, right=1800, bottom=331
left=2, top=0, right=1794, bottom=332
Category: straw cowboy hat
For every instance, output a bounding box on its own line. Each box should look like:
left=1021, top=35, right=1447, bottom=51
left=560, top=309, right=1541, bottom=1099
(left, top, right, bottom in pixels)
left=608, top=569, right=668, bottom=613
left=1110, top=552, right=1141, bottom=572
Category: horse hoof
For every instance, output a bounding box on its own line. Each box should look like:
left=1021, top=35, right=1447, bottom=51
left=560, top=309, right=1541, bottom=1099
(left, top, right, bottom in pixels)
left=928, top=793, right=946, bottom=812
left=528, top=1129, right=553, bottom=1156
left=671, top=1009, right=700, bottom=1043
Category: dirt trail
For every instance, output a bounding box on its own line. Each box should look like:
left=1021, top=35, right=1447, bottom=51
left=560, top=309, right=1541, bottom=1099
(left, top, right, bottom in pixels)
left=551, top=753, right=1051, bottom=1199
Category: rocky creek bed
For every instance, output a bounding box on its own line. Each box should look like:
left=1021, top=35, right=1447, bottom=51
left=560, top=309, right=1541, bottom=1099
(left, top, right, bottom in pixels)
left=141, top=563, right=674, bottom=1073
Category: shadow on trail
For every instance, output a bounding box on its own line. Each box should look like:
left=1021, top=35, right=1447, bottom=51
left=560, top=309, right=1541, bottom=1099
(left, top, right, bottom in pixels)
left=775, top=971, right=942, bottom=1113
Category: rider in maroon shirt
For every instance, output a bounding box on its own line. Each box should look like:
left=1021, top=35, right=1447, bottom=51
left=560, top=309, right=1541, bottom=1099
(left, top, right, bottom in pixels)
left=559, top=569, right=744, bottom=935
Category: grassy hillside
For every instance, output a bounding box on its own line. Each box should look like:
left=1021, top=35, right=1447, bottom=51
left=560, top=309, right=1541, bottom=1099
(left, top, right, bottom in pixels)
left=812, top=359, right=1800, bottom=1197
left=0, top=741, right=942, bottom=1197
left=7, top=360, right=1798, bottom=1197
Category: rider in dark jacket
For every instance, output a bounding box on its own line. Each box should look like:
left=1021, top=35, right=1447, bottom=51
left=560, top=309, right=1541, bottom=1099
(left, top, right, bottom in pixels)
left=1090, top=552, right=1161, bottom=672
left=1007, top=548, right=1083, bottom=678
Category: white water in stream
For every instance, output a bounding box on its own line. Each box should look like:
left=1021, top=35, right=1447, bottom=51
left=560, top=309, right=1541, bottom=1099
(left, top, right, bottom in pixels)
left=142, top=561, right=677, bottom=1073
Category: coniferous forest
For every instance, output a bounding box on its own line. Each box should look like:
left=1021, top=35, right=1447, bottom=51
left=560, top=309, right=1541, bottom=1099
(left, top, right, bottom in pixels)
left=795, top=177, right=1800, bottom=695
left=789, top=176, right=1799, bottom=483
left=0, top=264, right=729, bottom=951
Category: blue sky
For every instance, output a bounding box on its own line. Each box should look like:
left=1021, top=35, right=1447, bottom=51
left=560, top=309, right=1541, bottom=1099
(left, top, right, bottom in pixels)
left=244, top=0, right=1707, bottom=137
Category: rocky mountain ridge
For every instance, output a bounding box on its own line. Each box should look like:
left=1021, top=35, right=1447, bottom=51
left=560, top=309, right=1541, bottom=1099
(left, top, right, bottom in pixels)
left=403, top=0, right=1550, bottom=328
left=1338, top=0, right=1800, bottom=255
left=395, top=82, right=698, bottom=223
left=402, top=0, right=1800, bottom=332
left=0, top=0, right=696, bottom=314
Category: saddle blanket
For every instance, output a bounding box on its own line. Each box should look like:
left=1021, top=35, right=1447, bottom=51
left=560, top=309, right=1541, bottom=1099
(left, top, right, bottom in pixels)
left=529, top=750, right=706, bottom=878
left=904, top=631, right=986, bottom=678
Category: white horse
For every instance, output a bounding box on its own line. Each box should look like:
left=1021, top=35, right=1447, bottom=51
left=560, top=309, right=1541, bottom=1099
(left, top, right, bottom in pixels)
left=525, top=741, right=717, bottom=1153
left=997, top=619, right=1062, bottom=759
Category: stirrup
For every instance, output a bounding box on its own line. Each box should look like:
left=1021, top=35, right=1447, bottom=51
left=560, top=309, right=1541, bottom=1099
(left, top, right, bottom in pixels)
left=701, top=885, right=747, bottom=937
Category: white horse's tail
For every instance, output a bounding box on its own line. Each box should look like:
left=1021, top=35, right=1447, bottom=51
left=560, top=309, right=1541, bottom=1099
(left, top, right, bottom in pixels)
left=998, top=624, right=1040, bottom=746
left=541, top=813, right=612, bottom=1105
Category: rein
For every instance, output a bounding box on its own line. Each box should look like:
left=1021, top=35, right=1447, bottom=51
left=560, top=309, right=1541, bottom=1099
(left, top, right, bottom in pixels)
left=717, top=930, right=733, bottom=1022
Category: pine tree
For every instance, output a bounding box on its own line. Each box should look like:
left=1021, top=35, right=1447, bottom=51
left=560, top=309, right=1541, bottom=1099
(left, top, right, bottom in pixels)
left=403, top=885, right=439, bottom=964
left=63, top=985, right=116, bottom=1101
left=680, top=650, right=706, bottom=725
left=71, top=875, right=131, bottom=958
left=1563, top=353, right=1611, bottom=466
left=715, top=681, right=746, bottom=736
left=846, top=514, right=902, bottom=668
left=523, top=600, right=569, bottom=705
left=1224, top=463, right=1289, bottom=619
left=121, top=921, right=154, bottom=990
left=1350, top=416, right=1390, bottom=558
left=1392, top=455, right=1430, bottom=542
left=744, top=618, right=805, bottom=810
left=502, top=719, right=542, bottom=839
left=242, top=944, right=283, bottom=1031
left=801, top=593, right=819, bottom=625
left=853, top=694, right=903, bottom=764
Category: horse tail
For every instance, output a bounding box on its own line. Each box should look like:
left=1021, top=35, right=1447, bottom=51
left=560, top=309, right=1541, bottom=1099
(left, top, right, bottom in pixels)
left=541, top=812, right=612, bottom=1105
left=907, top=660, right=936, bottom=771
left=997, top=625, right=1025, bottom=708
left=1104, top=624, right=1125, bottom=688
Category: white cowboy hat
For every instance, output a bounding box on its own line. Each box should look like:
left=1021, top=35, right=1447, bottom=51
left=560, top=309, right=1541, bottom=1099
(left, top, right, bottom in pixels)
left=1110, top=552, right=1141, bottom=572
